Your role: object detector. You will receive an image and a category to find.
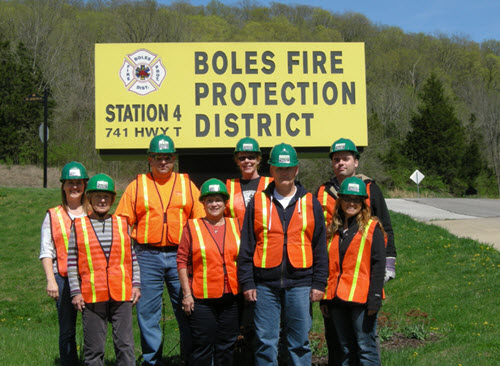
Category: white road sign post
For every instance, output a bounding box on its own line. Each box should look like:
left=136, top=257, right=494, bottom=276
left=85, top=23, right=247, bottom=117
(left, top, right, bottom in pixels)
left=410, top=169, right=425, bottom=197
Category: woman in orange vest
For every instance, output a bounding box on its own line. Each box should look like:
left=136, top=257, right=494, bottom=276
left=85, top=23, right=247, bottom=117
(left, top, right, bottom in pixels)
left=321, top=177, right=386, bottom=366
left=67, top=174, right=141, bottom=366
left=178, top=178, right=241, bottom=366
left=40, top=161, right=88, bottom=366
left=225, top=137, right=273, bottom=227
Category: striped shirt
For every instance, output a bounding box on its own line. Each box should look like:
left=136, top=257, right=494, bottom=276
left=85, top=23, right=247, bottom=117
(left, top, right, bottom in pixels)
left=67, top=216, right=140, bottom=297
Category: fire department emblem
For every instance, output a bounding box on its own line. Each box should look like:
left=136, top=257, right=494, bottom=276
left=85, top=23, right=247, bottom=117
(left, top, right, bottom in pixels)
left=119, top=49, right=166, bottom=96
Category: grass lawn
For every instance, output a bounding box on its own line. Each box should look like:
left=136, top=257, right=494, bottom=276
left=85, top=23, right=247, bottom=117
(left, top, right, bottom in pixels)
left=0, top=186, right=498, bottom=365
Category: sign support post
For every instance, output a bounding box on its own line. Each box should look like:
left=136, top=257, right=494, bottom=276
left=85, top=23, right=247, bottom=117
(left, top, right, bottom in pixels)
left=24, top=90, right=49, bottom=188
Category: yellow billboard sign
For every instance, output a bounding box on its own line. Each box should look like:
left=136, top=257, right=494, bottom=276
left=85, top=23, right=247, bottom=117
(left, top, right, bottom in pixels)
left=95, top=42, right=367, bottom=150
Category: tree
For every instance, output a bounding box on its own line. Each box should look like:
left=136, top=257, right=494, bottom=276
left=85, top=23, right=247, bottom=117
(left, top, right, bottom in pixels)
left=405, top=73, right=466, bottom=192
left=0, top=40, right=44, bottom=164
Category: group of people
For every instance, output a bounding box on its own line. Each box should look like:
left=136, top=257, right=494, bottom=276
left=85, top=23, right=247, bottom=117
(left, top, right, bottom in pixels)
left=40, top=134, right=396, bottom=366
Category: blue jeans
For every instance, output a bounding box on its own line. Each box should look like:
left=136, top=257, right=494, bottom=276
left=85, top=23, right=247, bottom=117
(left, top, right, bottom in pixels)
left=55, top=273, right=78, bottom=366
left=135, top=247, right=191, bottom=365
left=328, top=302, right=380, bottom=366
left=254, top=284, right=312, bottom=366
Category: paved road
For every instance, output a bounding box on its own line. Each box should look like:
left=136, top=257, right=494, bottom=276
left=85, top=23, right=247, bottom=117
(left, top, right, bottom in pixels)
left=386, top=198, right=500, bottom=251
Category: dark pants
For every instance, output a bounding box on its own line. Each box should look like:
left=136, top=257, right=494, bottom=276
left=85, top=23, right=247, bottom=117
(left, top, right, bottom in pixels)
left=55, top=273, right=79, bottom=366
left=323, top=307, right=342, bottom=366
left=189, top=294, right=239, bottom=366
left=82, top=301, right=135, bottom=366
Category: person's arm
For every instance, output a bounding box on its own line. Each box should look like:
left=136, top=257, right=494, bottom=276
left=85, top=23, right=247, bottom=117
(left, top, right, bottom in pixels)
left=366, top=224, right=386, bottom=314
left=115, top=180, right=137, bottom=227
left=177, top=225, right=194, bottom=314
left=130, top=244, right=141, bottom=305
left=40, top=213, right=59, bottom=300
left=369, top=182, right=396, bottom=284
left=237, top=197, right=257, bottom=302
left=369, top=182, right=396, bottom=257
left=67, top=223, right=85, bottom=312
left=310, top=196, right=328, bottom=301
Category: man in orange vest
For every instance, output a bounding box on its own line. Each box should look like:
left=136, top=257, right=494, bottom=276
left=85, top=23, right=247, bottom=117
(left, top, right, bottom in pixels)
left=316, top=138, right=396, bottom=366
left=238, top=143, right=328, bottom=365
left=68, top=174, right=141, bottom=366
left=115, top=135, right=205, bottom=366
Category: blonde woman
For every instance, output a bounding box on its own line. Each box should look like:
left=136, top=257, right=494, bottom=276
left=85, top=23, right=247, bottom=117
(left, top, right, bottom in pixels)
left=40, top=161, right=89, bottom=365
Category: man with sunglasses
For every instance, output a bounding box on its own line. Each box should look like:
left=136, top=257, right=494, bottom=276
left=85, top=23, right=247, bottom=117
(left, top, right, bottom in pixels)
left=316, top=137, right=396, bottom=366
left=116, top=134, right=205, bottom=366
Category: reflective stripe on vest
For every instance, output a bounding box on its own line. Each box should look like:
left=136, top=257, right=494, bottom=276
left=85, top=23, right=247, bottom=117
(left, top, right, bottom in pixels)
left=116, top=217, right=127, bottom=300
left=193, top=219, right=209, bottom=298
left=253, top=192, right=314, bottom=268
left=190, top=218, right=240, bottom=298
left=228, top=179, right=237, bottom=219
left=178, top=174, right=187, bottom=242
left=48, top=206, right=73, bottom=277
left=348, top=221, right=372, bottom=301
left=80, top=218, right=97, bottom=303
left=141, top=174, right=151, bottom=243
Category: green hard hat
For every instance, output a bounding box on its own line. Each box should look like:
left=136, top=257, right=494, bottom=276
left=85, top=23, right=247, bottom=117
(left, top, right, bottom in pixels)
left=339, top=176, right=367, bottom=197
left=60, top=161, right=89, bottom=182
left=268, top=143, right=298, bottom=167
left=86, top=174, right=116, bottom=195
left=148, top=135, right=176, bottom=154
left=234, top=137, right=261, bottom=155
left=329, top=138, right=360, bottom=159
left=199, top=178, right=229, bottom=201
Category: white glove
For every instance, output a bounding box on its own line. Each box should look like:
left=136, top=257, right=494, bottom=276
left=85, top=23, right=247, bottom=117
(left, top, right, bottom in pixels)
left=384, top=257, right=396, bottom=284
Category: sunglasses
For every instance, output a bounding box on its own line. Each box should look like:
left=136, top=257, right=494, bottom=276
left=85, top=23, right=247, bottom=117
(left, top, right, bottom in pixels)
left=341, top=195, right=363, bottom=204
left=151, top=154, right=174, bottom=162
left=237, top=155, right=257, bottom=162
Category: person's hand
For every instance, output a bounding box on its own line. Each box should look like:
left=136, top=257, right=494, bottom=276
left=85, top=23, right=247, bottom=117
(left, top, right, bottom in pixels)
left=320, top=303, right=329, bottom=318
left=243, top=289, right=257, bottom=302
left=182, top=294, right=195, bottom=316
left=384, top=257, right=396, bottom=284
left=131, top=288, right=141, bottom=306
left=46, top=279, right=59, bottom=300
left=309, top=289, right=324, bottom=302
left=72, top=294, right=85, bottom=312
left=367, top=309, right=377, bottom=317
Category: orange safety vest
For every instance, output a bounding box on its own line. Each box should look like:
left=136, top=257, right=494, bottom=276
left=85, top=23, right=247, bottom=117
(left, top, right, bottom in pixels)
left=317, top=181, right=372, bottom=226
left=253, top=192, right=315, bottom=269
left=74, top=215, right=133, bottom=303
left=225, top=176, right=273, bottom=227
left=134, top=173, right=195, bottom=246
left=324, top=219, right=379, bottom=303
left=189, top=218, right=241, bottom=299
left=47, top=205, right=73, bottom=277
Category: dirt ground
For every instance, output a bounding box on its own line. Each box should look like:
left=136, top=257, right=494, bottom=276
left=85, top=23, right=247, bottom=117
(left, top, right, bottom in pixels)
left=0, top=164, right=63, bottom=188
left=0, top=164, right=132, bottom=190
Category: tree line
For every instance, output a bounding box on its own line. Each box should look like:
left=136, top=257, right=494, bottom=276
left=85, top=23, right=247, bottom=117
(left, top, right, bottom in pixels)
left=0, top=0, right=499, bottom=196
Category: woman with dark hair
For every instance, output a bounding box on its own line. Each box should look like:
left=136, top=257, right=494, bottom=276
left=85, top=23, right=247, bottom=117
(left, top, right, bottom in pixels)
left=40, top=161, right=89, bottom=365
left=321, top=176, right=386, bottom=366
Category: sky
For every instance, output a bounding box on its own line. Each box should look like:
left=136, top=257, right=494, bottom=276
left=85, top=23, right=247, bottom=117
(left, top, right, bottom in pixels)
left=159, top=0, right=499, bottom=43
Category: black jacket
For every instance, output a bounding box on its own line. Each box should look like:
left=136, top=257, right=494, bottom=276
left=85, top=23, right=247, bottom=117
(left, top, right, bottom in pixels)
left=237, top=181, right=328, bottom=292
